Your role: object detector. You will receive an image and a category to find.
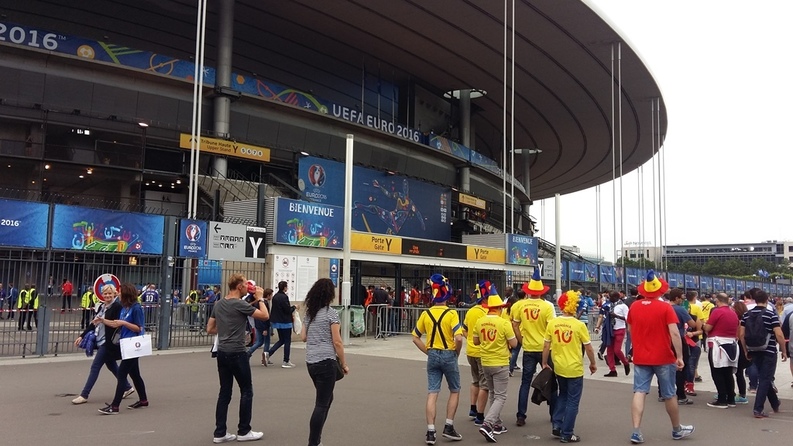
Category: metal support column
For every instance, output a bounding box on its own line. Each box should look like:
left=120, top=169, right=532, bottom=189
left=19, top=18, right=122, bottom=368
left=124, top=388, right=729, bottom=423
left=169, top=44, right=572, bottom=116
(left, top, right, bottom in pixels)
left=212, top=0, right=235, bottom=177
left=157, top=216, right=177, bottom=350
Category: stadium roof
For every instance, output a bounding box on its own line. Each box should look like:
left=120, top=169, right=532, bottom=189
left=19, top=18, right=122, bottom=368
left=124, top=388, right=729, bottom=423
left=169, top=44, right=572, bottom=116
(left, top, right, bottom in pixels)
left=5, top=0, right=667, bottom=200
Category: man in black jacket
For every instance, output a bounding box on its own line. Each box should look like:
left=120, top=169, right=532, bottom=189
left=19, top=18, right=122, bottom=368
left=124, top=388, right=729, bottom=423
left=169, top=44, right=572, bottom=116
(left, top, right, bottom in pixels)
left=265, top=281, right=296, bottom=368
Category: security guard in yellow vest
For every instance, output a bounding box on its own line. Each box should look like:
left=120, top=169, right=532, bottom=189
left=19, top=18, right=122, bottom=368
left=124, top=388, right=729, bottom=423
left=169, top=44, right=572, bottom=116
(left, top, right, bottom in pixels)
left=18, top=284, right=37, bottom=331
left=81, top=289, right=96, bottom=329
left=186, top=289, right=199, bottom=329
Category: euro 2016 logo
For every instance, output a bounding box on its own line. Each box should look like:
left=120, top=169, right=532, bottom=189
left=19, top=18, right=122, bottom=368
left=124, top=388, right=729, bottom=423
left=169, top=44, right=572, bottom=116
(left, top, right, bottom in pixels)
left=134, top=341, right=141, bottom=348
left=185, top=224, right=201, bottom=242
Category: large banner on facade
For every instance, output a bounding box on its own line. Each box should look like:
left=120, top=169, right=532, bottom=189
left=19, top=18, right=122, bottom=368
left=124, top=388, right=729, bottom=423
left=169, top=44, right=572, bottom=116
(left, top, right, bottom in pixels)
left=684, top=274, right=699, bottom=289
left=273, top=198, right=343, bottom=249
left=626, top=268, right=640, bottom=286
left=297, top=157, right=451, bottom=241
left=506, top=234, right=538, bottom=266
left=0, top=198, right=50, bottom=249
left=725, top=278, right=736, bottom=293
left=600, top=265, right=616, bottom=284
left=52, top=205, right=164, bottom=254
left=713, top=277, right=725, bottom=292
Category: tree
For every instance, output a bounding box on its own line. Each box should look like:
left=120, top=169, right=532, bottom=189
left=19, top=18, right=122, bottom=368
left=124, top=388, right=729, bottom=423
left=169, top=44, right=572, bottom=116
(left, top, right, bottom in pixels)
left=723, top=259, right=750, bottom=277
left=749, top=258, right=775, bottom=277
left=701, top=258, right=723, bottom=276
left=678, top=260, right=701, bottom=275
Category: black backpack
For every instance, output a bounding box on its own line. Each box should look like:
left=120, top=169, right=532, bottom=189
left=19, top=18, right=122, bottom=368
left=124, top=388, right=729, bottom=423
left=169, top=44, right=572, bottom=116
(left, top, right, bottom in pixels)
left=744, top=309, right=771, bottom=352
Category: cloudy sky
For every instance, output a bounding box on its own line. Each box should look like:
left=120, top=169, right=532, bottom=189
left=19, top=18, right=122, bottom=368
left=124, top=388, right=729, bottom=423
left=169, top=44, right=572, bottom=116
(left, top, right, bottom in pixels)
left=535, top=0, right=793, bottom=261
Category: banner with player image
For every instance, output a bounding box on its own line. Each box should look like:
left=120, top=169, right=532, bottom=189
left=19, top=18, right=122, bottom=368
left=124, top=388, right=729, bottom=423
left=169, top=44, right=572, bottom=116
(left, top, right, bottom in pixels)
left=51, top=204, right=164, bottom=254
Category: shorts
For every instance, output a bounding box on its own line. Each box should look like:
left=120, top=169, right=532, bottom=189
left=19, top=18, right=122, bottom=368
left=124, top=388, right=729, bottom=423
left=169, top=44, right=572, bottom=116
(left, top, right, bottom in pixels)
left=427, top=349, right=461, bottom=394
left=467, top=355, right=488, bottom=390
left=633, top=363, right=677, bottom=399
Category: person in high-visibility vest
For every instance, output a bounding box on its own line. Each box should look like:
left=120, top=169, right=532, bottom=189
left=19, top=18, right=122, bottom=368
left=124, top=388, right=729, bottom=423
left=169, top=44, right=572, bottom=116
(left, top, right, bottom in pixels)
left=81, top=289, right=96, bottom=330
left=18, top=284, right=38, bottom=331
left=186, top=289, right=199, bottom=329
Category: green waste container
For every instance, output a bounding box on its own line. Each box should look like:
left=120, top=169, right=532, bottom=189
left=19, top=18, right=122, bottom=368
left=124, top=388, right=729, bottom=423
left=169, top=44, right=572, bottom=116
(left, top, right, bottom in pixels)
left=331, top=305, right=366, bottom=336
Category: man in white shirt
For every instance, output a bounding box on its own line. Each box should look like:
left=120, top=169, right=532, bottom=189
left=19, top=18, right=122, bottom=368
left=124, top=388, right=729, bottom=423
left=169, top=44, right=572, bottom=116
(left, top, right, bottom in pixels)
left=603, top=291, right=630, bottom=377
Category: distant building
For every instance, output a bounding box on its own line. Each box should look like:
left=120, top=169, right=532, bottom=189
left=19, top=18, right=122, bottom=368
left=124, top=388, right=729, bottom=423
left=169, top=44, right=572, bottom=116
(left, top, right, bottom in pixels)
left=617, top=242, right=663, bottom=263
left=662, top=240, right=793, bottom=267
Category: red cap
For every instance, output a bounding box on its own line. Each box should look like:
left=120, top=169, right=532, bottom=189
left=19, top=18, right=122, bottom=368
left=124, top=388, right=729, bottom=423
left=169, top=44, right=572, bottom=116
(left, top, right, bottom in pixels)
left=246, top=280, right=256, bottom=294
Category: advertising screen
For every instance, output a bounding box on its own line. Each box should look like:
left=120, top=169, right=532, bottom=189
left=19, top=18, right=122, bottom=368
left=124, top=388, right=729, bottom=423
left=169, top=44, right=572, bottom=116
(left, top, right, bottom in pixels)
left=52, top=204, right=164, bottom=254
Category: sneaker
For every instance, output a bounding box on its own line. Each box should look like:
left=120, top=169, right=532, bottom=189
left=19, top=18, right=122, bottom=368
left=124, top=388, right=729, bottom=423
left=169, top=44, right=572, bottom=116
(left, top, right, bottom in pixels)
left=442, top=425, right=462, bottom=441
left=478, top=424, right=497, bottom=443
left=426, top=430, right=436, bottom=445
left=630, top=432, right=645, bottom=444
left=694, top=376, right=703, bottom=383
left=473, top=418, right=484, bottom=426
left=122, top=388, right=136, bottom=399
left=604, top=370, right=618, bottom=377
left=552, top=428, right=562, bottom=438
left=735, top=396, right=749, bottom=404
left=561, top=434, right=581, bottom=443
left=677, top=398, right=694, bottom=405
left=213, top=433, right=237, bottom=444
left=262, top=352, right=269, bottom=367
left=597, top=352, right=604, bottom=360
left=469, top=409, right=477, bottom=419
left=516, top=416, right=526, bottom=427
left=624, top=362, right=631, bottom=376
left=706, top=401, right=728, bottom=409
left=236, top=430, right=263, bottom=442
left=672, top=425, right=694, bottom=440
left=127, top=400, right=148, bottom=409
left=508, top=371, right=514, bottom=377
left=515, top=365, right=521, bottom=370
left=753, top=411, right=769, bottom=418
left=98, top=405, right=119, bottom=415
left=281, top=362, right=295, bottom=368
left=71, top=396, right=88, bottom=405
left=492, top=424, right=507, bottom=435
left=657, top=397, right=665, bottom=402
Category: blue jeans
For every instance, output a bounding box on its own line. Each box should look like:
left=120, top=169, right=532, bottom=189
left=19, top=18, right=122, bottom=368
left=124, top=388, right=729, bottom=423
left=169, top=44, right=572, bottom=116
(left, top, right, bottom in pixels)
left=247, top=327, right=270, bottom=358
left=517, top=351, right=556, bottom=419
left=751, top=352, right=780, bottom=414
left=686, top=342, right=701, bottom=382
left=509, top=345, right=521, bottom=372
left=267, top=328, right=292, bottom=362
left=80, top=343, right=131, bottom=398
left=307, top=359, right=337, bottom=446
left=747, top=363, right=758, bottom=390
left=553, top=376, right=583, bottom=438
left=214, top=351, right=254, bottom=438
left=633, top=364, right=676, bottom=399
left=426, top=349, right=461, bottom=393
left=624, top=331, right=632, bottom=358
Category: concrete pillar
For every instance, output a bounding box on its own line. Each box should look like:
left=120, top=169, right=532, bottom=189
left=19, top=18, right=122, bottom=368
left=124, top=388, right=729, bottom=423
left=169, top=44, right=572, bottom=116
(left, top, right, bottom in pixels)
left=459, top=89, right=471, bottom=194
left=213, top=0, right=234, bottom=177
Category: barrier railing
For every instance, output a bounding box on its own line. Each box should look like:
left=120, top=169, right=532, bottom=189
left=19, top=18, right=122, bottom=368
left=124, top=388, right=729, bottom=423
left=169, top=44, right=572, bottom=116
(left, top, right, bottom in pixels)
left=368, top=304, right=471, bottom=340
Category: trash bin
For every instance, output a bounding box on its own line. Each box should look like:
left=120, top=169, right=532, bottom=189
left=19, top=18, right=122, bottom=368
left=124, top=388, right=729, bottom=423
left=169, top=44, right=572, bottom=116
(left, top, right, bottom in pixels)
left=350, top=305, right=365, bottom=336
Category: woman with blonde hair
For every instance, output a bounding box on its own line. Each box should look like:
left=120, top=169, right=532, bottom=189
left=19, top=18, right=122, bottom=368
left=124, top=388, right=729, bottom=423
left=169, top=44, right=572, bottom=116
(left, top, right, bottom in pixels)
left=301, top=278, right=348, bottom=446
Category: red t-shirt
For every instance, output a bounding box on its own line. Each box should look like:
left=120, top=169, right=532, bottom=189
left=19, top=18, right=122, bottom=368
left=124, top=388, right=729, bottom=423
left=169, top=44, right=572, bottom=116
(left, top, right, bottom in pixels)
left=706, top=306, right=739, bottom=338
left=62, top=281, right=73, bottom=295
left=626, top=298, right=678, bottom=366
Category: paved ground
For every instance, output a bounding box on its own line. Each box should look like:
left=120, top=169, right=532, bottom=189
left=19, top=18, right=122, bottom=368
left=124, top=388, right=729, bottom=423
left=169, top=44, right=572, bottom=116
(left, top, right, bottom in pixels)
left=1, top=336, right=792, bottom=446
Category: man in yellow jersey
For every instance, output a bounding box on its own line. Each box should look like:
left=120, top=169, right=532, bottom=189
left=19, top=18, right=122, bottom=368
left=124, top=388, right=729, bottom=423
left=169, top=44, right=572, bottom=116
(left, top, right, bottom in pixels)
left=462, top=281, right=491, bottom=425
left=542, top=291, right=597, bottom=443
left=413, top=274, right=464, bottom=445
left=474, top=286, right=518, bottom=443
left=512, top=267, right=556, bottom=427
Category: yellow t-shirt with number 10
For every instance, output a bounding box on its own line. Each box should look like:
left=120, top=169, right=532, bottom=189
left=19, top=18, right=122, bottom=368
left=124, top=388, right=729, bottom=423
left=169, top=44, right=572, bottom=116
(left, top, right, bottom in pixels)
left=474, top=314, right=516, bottom=367
left=544, top=315, right=591, bottom=378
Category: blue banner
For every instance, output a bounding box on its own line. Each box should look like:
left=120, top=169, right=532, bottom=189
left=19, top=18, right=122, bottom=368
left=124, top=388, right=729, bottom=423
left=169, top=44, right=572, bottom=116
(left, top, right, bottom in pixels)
left=506, top=234, right=538, bottom=266
left=725, top=279, right=735, bottom=293
left=584, top=264, right=598, bottom=283
left=179, top=219, right=207, bottom=258
left=684, top=274, right=699, bottom=289
left=197, top=259, right=222, bottom=287
left=626, top=268, right=640, bottom=286
left=762, top=282, right=771, bottom=292
left=736, top=280, right=745, bottom=293
left=51, top=204, right=164, bottom=254
left=0, top=198, right=50, bottom=249
left=329, top=258, right=340, bottom=288
left=568, top=262, right=586, bottom=282
left=616, top=266, right=625, bottom=285
left=353, top=168, right=451, bottom=241
left=561, top=261, right=567, bottom=282
left=600, top=265, right=616, bottom=284
left=668, top=273, right=684, bottom=288
left=273, top=198, right=343, bottom=249
left=297, top=156, right=346, bottom=206
left=700, top=276, right=713, bottom=292
left=713, top=277, right=725, bottom=292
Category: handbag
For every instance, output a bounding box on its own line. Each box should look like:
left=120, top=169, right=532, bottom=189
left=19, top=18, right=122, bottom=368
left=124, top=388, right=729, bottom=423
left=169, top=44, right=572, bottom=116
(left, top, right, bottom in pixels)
left=120, top=334, right=153, bottom=360
left=334, top=356, right=345, bottom=381
left=292, top=310, right=303, bottom=334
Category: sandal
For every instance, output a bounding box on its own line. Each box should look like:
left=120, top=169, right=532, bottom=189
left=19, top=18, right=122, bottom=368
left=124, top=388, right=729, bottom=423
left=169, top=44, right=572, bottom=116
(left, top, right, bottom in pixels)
left=561, top=434, right=581, bottom=443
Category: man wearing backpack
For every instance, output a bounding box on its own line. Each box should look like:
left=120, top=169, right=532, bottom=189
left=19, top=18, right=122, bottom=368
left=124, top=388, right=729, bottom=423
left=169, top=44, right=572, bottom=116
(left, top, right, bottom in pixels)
left=738, top=290, right=788, bottom=418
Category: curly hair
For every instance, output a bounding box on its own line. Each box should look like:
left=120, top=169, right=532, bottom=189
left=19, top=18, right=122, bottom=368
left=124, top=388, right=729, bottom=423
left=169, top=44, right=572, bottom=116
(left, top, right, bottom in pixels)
left=305, top=278, right=336, bottom=321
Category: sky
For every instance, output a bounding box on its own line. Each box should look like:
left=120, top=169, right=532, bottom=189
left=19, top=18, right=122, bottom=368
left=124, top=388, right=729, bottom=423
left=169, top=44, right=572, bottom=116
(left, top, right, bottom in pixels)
left=536, top=0, right=793, bottom=262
